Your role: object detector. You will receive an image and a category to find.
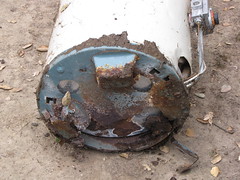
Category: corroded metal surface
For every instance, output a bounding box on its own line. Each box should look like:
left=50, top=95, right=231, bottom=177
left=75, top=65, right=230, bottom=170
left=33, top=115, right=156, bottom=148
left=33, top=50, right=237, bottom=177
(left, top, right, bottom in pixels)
left=37, top=34, right=190, bottom=151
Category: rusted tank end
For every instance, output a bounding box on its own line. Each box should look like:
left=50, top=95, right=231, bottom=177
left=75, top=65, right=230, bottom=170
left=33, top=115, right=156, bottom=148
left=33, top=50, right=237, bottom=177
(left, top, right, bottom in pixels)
left=37, top=32, right=190, bottom=152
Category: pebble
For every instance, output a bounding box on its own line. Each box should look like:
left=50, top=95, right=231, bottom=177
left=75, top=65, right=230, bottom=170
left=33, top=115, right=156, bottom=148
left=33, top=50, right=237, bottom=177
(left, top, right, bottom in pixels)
left=31, top=122, right=39, bottom=127
left=221, top=84, right=232, bottom=93
left=194, top=92, right=205, bottom=99
left=0, top=59, right=5, bottom=64
left=44, top=133, right=50, bottom=137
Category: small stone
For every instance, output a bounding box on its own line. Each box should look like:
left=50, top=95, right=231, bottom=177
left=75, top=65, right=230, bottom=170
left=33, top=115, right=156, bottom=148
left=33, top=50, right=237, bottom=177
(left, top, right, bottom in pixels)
left=194, top=92, right=205, bottom=99
left=151, top=161, right=159, bottom=167
left=0, top=59, right=5, bottom=64
left=31, top=122, right=39, bottom=127
left=0, top=79, right=4, bottom=83
left=44, top=133, right=50, bottom=137
left=221, top=84, right=232, bottom=93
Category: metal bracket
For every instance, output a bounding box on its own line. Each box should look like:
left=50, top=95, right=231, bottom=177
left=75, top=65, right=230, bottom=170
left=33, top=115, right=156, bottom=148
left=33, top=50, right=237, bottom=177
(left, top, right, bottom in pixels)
left=184, top=0, right=219, bottom=88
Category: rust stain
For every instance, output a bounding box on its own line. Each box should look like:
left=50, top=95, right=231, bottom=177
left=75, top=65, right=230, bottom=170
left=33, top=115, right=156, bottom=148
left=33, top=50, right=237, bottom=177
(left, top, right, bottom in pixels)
left=150, top=75, right=189, bottom=123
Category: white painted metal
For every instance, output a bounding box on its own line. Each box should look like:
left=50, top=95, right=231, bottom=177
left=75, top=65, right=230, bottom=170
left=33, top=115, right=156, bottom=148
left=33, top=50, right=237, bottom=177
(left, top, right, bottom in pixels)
left=47, top=0, right=192, bottom=73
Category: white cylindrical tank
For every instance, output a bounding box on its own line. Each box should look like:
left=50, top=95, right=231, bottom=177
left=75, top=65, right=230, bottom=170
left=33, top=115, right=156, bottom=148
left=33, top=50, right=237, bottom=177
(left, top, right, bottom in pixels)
left=37, top=0, right=200, bottom=151
left=47, top=0, right=192, bottom=77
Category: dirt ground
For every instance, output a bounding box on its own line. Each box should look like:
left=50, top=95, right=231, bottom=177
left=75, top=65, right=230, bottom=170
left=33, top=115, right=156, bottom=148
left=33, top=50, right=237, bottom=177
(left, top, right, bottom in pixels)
left=0, top=0, right=240, bottom=179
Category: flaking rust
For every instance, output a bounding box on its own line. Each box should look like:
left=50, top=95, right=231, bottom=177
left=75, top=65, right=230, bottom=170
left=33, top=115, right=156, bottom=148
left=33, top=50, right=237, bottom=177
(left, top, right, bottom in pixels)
left=37, top=32, right=190, bottom=151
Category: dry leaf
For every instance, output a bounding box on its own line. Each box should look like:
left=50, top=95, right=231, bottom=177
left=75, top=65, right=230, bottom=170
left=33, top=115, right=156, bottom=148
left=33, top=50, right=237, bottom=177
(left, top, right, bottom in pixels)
left=204, top=112, right=214, bottom=125
left=0, top=65, right=6, bottom=71
left=221, top=84, right=232, bottom=93
left=18, top=50, right=25, bottom=57
left=7, top=20, right=17, bottom=24
left=222, top=23, right=231, bottom=27
left=0, top=85, right=13, bottom=90
left=176, top=163, right=193, bottom=173
left=196, top=118, right=209, bottom=124
left=32, top=71, right=40, bottom=77
left=60, top=4, right=70, bottom=13
left=160, top=146, right=170, bottom=153
left=211, top=154, right=222, bottom=164
left=226, top=126, right=234, bottom=134
left=194, top=93, right=205, bottom=99
left=210, top=166, right=220, bottom=177
left=142, top=164, right=151, bottom=171
left=119, top=153, right=129, bottom=159
left=228, top=6, right=235, bottom=10
left=22, top=43, right=33, bottom=49
left=38, top=60, right=43, bottom=65
left=185, top=128, right=195, bottom=137
left=225, top=42, right=232, bottom=45
left=37, top=45, right=48, bottom=52
left=62, top=91, right=71, bottom=106
left=26, top=78, right=33, bottom=82
left=10, top=88, right=23, bottom=93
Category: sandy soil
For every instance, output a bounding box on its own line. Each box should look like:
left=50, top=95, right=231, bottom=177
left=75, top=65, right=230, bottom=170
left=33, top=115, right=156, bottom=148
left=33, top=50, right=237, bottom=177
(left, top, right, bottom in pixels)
left=0, top=0, right=240, bottom=179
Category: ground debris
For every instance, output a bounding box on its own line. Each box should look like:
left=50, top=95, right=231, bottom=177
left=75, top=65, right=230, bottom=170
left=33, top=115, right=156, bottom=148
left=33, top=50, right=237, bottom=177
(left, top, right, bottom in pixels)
left=142, top=164, right=151, bottom=171
left=228, top=6, right=235, bottom=10
left=236, top=142, right=240, bottom=148
left=222, top=23, right=231, bottom=27
left=210, top=166, right=220, bottom=177
left=221, top=84, right=232, bottom=93
left=31, top=122, right=39, bottom=127
left=22, top=43, right=33, bottom=49
left=38, top=60, right=43, bottom=65
left=62, top=91, right=71, bottom=106
left=32, top=71, right=40, bottom=77
left=7, top=20, right=17, bottom=24
left=119, top=153, right=129, bottom=159
left=37, top=45, right=48, bottom=52
left=0, top=65, right=6, bottom=71
left=197, top=112, right=214, bottom=125
left=159, top=146, right=170, bottom=153
left=211, top=154, right=222, bottom=165
left=194, top=92, right=205, bottom=99
left=185, top=128, right=195, bottom=137
left=151, top=161, right=159, bottom=167
left=0, top=59, right=5, bottom=64
left=0, top=84, right=13, bottom=90
left=18, top=50, right=25, bottom=57
left=10, top=88, right=23, bottom=93
left=204, top=112, right=214, bottom=125
left=60, top=3, right=70, bottom=13
left=225, top=42, right=232, bottom=45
